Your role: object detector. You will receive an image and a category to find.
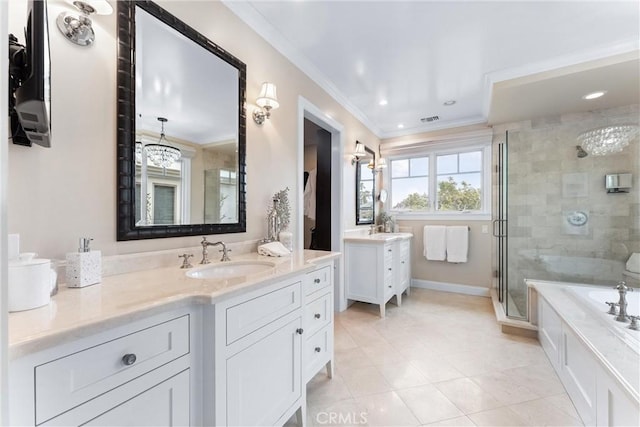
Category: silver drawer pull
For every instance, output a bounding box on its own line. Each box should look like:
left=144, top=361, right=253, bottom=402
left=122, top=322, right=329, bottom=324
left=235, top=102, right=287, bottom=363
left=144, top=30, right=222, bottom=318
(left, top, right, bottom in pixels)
left=314, top=313, right=321, bottom=319
left=314, top=347, right=321, bottom=353
left=296, top=328, right=304, bottom=335
left=314, top=278, right=321, bottom=284
left=122, top=353, right=137, bottom=366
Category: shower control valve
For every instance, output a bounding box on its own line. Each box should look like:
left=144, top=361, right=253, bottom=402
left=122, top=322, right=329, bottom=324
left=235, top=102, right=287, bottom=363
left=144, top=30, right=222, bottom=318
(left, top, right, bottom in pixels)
left=629, top=316, right=640, bottom=331
left=605, top=302, right=619, bottom=315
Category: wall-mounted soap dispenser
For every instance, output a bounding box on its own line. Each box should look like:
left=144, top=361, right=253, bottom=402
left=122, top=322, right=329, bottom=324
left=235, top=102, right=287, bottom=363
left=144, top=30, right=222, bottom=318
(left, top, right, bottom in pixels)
left=66, top=237, right=101, bottom=288
left=605, top=173, right=632, bottom=193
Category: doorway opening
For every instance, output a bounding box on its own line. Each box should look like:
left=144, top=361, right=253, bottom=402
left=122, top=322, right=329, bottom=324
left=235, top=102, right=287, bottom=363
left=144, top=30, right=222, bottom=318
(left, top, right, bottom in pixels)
left=297, top=97, right=346, bottom=311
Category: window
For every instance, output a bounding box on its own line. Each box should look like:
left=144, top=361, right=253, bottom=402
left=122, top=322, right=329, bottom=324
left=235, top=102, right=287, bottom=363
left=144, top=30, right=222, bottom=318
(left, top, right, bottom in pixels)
left=387, top=142, right=490, bottom=218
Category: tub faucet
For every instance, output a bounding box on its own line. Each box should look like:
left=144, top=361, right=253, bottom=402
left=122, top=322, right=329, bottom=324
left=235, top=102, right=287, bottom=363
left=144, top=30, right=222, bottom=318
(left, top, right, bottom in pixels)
left=200, top=237, right=232, bottom=263
left=614, top=281, right=633, bottom=322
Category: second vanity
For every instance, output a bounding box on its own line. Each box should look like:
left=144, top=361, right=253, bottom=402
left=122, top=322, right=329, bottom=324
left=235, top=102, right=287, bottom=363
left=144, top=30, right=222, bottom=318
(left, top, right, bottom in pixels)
left=344, top=233, right=413, bottom=317
left=8, top=250, right=338, bottom=426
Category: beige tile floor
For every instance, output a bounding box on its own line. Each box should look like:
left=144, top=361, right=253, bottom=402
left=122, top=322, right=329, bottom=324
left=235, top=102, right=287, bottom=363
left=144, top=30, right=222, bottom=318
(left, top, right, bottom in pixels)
left=303, top=288, right=583, bottom=426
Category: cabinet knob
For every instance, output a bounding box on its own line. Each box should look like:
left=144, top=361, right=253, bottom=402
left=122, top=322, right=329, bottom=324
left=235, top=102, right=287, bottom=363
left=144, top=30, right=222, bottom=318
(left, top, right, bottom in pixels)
left=401, top=261, right=405, bottom=264
left=296, top=328, right=304, bottom=335
left=388, top=285, right=392, bottom=288
left=314, top=278, right=321, bottom=284
left=122, top=353, right=137, bottom=366
left=314, top=313, right=321, bottom=319
left=388, top=268, right=392, bottom=271
left=388, top=249, right=392, bottom=252
left=314, top=347, right=321, bottom=353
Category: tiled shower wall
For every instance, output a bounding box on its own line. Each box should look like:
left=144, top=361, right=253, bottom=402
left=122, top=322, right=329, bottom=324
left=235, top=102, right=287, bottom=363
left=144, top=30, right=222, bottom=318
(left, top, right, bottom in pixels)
left=493, top=105, right=639, bottom=314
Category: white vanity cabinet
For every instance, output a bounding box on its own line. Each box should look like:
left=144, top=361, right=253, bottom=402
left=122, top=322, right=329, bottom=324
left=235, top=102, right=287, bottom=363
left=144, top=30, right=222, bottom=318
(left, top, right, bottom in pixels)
left=303, top=261, right=334, bottom=382
left=9, top=308, right=197, bottom=426
left=207, top=275, right=306, bottom=427
left=345, top=235, right=412, bottom=317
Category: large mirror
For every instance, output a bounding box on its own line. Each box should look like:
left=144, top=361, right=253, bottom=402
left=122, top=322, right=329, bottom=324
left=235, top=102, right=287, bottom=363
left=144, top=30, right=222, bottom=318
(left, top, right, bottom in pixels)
left=355, top=145, right=375, bottom=225
left=117, top=1, right=247, bottom=240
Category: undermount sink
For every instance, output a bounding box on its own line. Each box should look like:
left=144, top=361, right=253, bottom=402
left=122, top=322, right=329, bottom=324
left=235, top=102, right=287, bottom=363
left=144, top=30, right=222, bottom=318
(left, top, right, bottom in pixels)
left=186, top=261, right=276, bottom=280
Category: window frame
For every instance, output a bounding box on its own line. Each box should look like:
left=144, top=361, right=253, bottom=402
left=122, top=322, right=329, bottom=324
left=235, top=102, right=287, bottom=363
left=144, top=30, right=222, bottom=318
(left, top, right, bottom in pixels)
left=385, top=141, right=491, bottom=221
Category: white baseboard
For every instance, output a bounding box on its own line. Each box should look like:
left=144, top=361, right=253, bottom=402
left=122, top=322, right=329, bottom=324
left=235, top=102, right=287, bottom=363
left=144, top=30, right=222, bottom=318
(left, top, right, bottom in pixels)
left=411, top=279, right=490, bottom=297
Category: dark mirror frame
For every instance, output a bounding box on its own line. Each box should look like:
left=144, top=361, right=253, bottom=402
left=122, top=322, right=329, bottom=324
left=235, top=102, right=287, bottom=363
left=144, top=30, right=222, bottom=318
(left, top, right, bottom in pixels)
left=116, top=1, right=247, bottom=241
left=355, top=145, right=376, bottom=225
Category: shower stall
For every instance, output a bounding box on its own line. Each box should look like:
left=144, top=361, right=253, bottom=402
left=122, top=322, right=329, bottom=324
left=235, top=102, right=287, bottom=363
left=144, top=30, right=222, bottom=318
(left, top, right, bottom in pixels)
left=494, top=106, right=640, bottom=320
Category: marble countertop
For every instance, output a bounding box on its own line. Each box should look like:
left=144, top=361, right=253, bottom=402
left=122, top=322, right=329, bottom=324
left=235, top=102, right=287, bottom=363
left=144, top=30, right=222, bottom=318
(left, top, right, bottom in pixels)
left=343, top=232, right=413, bottom=243
left=528, top=280, right=639, bottom=402
left=8, top=250, right=340, bottom=359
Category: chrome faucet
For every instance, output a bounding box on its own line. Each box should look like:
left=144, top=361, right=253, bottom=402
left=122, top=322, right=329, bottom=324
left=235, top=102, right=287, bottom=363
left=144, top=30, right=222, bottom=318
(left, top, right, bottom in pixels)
left=200, top=237, right=232, bottom=264
left=614, top=281, right=633, bottom=322
left=369, top=225, right=382, bottom=235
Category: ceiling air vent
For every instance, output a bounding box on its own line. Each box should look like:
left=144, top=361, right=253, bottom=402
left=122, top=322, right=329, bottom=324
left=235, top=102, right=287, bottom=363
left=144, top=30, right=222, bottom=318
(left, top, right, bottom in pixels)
left=420, top=116, right=439, bottom=123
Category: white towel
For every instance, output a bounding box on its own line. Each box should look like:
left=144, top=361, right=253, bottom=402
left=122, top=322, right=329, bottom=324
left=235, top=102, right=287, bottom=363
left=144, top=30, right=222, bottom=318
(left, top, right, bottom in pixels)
left=423, top=226, right=446, bottom=261
left=304, top=168, right=317, bottom=220
left=258, top=241, right=291, bottom=257
left=446, top=226, right=469, bottom=263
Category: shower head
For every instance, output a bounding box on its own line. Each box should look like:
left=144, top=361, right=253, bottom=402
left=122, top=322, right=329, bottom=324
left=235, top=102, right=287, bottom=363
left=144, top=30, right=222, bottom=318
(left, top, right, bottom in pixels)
left=576, top=145, right=588, bottom=158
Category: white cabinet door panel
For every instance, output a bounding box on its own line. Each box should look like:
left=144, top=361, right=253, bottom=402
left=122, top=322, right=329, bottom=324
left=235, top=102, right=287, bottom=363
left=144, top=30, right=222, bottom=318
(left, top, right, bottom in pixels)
left=225, top=317, right=302, bottom=426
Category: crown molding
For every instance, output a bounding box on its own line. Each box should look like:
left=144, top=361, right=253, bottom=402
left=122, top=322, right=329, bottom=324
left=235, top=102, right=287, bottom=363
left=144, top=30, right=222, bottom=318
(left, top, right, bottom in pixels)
left=222, top=0, right=383, bottom=138
left=482, top=39, right=640, bottom=120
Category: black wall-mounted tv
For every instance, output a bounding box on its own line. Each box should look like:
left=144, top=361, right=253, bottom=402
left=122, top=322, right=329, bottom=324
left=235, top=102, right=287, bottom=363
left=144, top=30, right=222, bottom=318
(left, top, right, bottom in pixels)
left=8, top=0, right=52, bottom=147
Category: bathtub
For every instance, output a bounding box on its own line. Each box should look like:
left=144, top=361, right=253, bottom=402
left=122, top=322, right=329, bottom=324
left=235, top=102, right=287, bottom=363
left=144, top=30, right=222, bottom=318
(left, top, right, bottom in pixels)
left=528, top=280, right=640, bottom=426
left=567, top=285, right=640, bottom=354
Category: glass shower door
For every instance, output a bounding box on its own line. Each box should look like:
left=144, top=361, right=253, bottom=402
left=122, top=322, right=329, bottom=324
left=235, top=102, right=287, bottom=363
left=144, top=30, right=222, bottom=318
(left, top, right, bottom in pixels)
left=495, top=131, right=526, bottom=320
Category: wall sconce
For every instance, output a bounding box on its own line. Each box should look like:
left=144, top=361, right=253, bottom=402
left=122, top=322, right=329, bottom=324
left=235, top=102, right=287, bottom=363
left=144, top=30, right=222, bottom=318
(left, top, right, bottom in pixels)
left=351, top=142, right=366, bottom=165
left=57, top=0, right=113, bottom=46
left=253, top=82, right=279, bottom=125
left=367, top=148, right=387, bottom=171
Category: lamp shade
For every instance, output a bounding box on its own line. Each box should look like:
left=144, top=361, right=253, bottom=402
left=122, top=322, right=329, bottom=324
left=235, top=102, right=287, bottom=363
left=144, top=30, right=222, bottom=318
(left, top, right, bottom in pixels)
left=354, top=143, right=366, bottom=156
left=377, top=157, right=387, bottom=168
left=256, top=82, right=279, bottom=110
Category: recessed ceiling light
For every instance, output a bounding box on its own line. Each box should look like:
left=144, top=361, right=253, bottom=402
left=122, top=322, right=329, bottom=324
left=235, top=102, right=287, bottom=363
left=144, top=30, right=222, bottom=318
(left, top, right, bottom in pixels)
left=397, top=124, right=404, bottom=129
left=379, top=99, right=388, bottom=106
left=583, top=91, right=606, bottom=100
left=443, top=100, right=456, bottom=106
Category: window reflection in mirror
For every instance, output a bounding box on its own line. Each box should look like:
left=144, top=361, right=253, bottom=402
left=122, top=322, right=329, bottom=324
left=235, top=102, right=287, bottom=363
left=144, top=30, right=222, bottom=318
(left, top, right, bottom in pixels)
left=355, top=146, right=376, bottom=225
left=117, top=1, right=247, bottom=240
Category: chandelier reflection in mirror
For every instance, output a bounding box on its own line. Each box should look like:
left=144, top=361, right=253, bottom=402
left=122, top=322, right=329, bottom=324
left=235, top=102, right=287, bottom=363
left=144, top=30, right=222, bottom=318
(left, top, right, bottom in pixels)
left=577, top=125, right=639, bottom=156
left=144, top=117, right=181, bottom=168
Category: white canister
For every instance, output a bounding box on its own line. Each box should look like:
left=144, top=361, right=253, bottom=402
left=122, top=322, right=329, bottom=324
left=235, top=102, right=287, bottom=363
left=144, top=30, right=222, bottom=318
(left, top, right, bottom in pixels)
left=8, top=258, right=57, bottom=312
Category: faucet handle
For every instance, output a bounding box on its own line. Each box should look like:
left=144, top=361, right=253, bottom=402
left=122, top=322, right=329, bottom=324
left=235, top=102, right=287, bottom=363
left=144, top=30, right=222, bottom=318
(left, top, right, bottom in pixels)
left=629, top=316, right=640, bottom=331
left=614, top=281, right=631, bottom=292
left=219, top=247, right=232, bottom=262
left=201, top=236, right=209, bottom=246
left=605, top=302, right=619, bottom=315
left=178, top=253, right=193, bottom=269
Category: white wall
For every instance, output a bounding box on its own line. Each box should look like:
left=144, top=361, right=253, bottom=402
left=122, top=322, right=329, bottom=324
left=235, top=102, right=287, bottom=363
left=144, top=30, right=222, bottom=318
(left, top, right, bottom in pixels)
left=7, top=0, right=380, bottom=260
left=1, top=0, right=10, bottom=421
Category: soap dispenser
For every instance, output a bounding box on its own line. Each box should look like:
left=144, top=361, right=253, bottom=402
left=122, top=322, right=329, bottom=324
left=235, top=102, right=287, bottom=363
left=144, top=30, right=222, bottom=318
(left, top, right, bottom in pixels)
left=66, top=237, right=101, bottom=288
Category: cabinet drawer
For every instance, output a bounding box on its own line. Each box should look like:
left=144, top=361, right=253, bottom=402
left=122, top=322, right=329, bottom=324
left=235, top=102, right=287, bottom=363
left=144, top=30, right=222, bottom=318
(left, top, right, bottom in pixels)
left=304, top=292, right=332, bottom=337
left=226, top=281, right=301, bottom=345
left=304, top=326, right=331, bottom=382
left=305, top=265, right=332, bottom=296
left=35, top=315, right=190, bottom=424
left=384, top=245, right=393, bottom=262
left=398, top=240, right=410, bottom=255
